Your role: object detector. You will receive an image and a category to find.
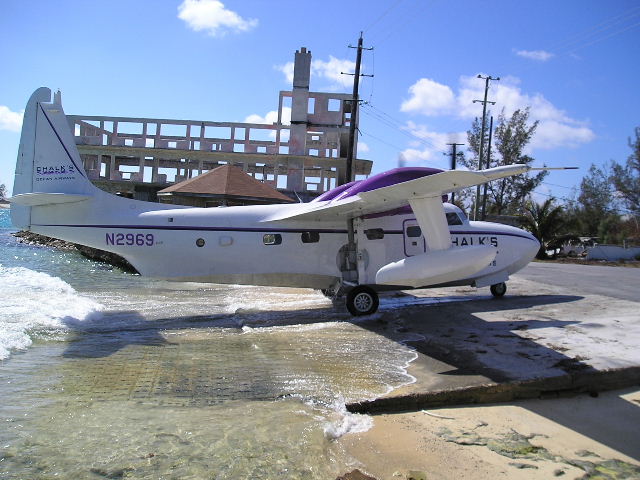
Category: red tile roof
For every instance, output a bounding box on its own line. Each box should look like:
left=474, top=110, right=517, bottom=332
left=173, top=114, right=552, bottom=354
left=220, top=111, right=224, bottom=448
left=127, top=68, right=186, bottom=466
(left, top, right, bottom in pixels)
left=159, top=165, right=294, bottom=203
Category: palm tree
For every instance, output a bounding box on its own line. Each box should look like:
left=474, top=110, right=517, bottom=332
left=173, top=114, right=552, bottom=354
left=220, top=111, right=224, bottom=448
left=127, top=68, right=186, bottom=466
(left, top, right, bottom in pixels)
left=522, top=198, right=566, bottom=259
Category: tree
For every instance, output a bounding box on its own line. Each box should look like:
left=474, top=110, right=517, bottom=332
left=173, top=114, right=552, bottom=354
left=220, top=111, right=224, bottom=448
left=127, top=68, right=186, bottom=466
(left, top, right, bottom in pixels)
left=611, top=127, right=640, bottom=216
left=521, top=198, right=566, bottom=259
left=463, top=107, right=547, bottom=215
left=577, top=163, right=617, bottom=238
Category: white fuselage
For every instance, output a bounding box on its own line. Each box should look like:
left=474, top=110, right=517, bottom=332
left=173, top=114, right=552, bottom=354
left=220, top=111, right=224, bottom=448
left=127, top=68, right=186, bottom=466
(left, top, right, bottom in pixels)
left=29, top=191, right=539, bottom=290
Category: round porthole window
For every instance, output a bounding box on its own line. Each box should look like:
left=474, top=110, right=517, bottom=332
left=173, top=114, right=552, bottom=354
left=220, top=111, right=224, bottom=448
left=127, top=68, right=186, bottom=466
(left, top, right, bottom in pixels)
left=196, top=238, right=205, bottom=247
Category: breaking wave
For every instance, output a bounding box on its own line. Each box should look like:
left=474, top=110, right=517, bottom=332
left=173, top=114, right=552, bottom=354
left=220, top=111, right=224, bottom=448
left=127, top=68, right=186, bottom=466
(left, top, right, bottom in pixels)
left=0, top=266, right=104, bottom=359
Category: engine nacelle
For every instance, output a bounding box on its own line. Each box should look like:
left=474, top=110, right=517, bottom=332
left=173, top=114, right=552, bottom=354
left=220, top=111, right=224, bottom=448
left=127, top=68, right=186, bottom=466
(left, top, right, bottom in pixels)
left=375, top=245, right=498, bottom=288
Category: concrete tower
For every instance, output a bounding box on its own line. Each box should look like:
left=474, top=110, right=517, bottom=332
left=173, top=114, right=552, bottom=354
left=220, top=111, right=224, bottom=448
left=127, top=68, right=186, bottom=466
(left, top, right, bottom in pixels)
left=287, top=47, right=312, bottom=192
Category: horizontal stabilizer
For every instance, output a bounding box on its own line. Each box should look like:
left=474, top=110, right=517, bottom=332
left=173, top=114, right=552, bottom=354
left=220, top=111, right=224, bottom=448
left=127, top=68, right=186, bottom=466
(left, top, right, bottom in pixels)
left=9, top=193, right=91, bottom=206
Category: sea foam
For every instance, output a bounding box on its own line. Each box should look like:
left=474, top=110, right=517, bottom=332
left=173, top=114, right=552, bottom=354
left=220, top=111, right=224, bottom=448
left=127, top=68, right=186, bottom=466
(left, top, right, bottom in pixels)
left=0, top=266, right=103, bottom=359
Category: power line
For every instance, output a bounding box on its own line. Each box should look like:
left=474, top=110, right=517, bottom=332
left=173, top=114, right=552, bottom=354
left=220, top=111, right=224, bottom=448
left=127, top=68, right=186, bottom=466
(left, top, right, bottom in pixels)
left=541, top=181, right=576, bottom=190
left=368, top=0, right=435, bottom=44
left=568, top=20, right=640, bottom=53
left=551, top=5, right=640, bottom=54
left=359, top=129, right=407, bottom=152
left=531, top=189, right=635, bottom=215
left=363, top=0, right=405, bottom=34
left=360, top=103, right=448, bottom=153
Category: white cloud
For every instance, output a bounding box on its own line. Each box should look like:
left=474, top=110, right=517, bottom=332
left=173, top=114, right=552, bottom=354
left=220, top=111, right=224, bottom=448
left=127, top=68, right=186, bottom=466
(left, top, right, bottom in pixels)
left=515, top=49, right=554, bottom=61
left=400, top=78, right=455, bottom=116
left=400, top=147, right=434, bottom=164
left=532, top=119, right=595, bottom=150
left=244, top=107, right=291, bottom=125
left=277, top=62, right=295, bottom=84
left=403, top=121, right=466, bottom=151
left=312, top=56, right=356, bottom=89
left=402, top=74, right=594, bottom=152
left=177, top=0, right=257, bottom=37
left=243, top=107, right=291, bottom=142
left=457, top=75, right=594, bottom=150
left=397, top=123, right=466, bottom=169
left=357, top=141, right=369, bottom=153
left=276, top=56, right=357, bottom=90
left=0, top=106, right=23, bottom=132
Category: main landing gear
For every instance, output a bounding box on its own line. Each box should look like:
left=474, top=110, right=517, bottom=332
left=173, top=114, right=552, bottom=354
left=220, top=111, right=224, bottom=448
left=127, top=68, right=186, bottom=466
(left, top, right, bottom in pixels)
left=490, top=282, right=507, bottom=297
left=346, top=285, right=379, bottom=316
left=319, top=283, right=380, bottom=316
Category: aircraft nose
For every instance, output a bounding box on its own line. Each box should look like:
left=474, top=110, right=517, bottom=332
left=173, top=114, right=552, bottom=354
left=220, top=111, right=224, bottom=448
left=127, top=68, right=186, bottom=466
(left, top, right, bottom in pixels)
left=518, top=227, right=540, bottom=259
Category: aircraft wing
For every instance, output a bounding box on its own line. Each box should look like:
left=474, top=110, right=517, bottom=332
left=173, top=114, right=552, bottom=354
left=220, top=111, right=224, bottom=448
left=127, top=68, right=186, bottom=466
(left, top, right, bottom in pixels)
left=265, top=164, right=539, bottom=223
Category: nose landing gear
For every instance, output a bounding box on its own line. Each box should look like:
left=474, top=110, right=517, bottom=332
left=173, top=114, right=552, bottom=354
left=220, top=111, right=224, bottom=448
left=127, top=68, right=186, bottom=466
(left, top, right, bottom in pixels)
left=490, top=282, right=507, bottom=297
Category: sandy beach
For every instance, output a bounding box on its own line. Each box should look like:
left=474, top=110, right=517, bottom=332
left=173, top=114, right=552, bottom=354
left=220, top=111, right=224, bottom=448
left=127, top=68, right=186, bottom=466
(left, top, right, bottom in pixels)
left=339, top=388, right=640, bottom=479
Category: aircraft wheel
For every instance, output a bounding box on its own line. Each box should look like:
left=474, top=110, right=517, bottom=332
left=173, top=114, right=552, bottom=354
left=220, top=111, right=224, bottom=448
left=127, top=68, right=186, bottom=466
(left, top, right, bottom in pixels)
left=490, top=282, right=507, bottom=297
left=346, top=286, right=379, bottom=316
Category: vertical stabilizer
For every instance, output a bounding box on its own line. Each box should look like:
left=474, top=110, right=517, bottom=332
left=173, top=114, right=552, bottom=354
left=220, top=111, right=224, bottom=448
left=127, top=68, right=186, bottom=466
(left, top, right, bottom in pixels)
left=11, top=88, right=94, bottom=229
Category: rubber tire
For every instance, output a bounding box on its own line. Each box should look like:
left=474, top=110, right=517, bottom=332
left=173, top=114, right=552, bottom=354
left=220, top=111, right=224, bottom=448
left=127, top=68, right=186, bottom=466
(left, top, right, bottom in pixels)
left=490, top=282, right=507, bottom=297
left=346, top=286, right=379, bottom=316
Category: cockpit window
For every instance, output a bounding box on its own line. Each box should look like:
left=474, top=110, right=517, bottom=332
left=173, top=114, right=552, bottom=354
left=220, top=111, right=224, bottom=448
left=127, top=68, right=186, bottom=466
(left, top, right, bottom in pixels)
left=446, top=212, right=463, bottom=226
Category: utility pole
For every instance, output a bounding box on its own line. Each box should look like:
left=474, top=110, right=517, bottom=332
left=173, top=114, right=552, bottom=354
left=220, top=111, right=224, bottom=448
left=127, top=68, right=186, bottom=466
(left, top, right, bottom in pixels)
left=472, top=74, right=499, bottom=220
left=343, top=32, right=373, bottom=185
left=481, top=116, right=494, bottom=220
left=445, top=142, right=464, bottom=204
left=341, top=32, right=373, bottom=284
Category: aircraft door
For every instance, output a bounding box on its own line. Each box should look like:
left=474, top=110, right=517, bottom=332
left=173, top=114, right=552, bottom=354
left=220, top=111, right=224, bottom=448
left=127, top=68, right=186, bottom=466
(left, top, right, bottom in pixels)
left=403, top=219, right=426, bottom=256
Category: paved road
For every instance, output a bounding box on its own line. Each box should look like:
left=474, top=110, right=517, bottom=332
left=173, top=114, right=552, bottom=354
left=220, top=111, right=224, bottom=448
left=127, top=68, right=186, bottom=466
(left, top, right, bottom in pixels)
left=515, top=262, right=640, bottom=302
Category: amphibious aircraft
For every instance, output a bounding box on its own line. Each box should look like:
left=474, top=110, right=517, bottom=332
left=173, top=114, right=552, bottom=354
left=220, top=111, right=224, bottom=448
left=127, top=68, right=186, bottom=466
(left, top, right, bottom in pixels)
left=10, top=88, right=564, bottom=316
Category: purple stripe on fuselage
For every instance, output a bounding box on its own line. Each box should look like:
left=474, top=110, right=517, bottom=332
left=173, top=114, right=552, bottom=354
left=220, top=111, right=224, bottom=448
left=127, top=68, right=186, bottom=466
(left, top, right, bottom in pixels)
left=33, top=224, right=534, bottom=241
left=33, top=223, right=349, bottom=234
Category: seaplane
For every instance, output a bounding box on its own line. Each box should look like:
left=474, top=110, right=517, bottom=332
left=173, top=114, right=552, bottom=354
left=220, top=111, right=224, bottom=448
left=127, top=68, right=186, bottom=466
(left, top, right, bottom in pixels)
left=10, top=88, right=565, bottom=316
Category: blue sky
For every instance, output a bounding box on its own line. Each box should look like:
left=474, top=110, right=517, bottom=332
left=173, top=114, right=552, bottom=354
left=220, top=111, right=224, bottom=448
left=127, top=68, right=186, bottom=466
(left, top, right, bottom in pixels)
left=1, top=0, right=639, bottom=204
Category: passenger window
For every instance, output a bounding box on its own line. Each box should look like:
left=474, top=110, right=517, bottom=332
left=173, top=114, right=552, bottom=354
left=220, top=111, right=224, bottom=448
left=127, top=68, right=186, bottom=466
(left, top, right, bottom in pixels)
left=446, top=212, right=463, bottom=226
left=263, top=233, right=282, bottom=245
left=406, top=226, right=422, bottom=237
left=365, top=228, right=384, bottom=240
left=301, top=231, right=319, bottom=243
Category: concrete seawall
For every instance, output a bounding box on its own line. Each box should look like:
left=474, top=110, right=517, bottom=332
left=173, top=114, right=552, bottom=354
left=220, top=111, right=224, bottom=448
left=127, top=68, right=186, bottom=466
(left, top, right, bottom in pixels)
left=348, top=366, right=640, bottom=414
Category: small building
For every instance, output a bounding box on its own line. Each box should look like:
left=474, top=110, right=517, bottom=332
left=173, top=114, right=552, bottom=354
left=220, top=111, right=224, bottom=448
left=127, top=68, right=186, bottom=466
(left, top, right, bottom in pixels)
left=157, top=164, right=295, bottom=207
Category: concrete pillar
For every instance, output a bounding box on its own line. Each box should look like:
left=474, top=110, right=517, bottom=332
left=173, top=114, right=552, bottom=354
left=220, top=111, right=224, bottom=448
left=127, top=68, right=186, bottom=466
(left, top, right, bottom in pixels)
left=106, top=155, right=115, bottom=180
left=287, top=47, right=312, bottom=192
left=152, top=158, right=159, bottom=182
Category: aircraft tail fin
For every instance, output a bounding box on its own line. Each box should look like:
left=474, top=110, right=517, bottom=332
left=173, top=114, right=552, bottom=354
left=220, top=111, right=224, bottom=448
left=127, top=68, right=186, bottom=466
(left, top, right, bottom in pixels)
left=10, top=88, right=96, bottom=229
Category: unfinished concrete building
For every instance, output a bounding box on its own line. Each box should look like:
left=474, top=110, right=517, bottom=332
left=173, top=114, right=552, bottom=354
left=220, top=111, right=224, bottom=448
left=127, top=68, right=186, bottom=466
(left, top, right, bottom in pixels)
left=67, top=47, right=372, bottom=202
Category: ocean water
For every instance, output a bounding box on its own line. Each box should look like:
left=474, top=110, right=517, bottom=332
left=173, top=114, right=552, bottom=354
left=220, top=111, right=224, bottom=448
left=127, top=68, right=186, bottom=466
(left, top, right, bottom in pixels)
left=0, top=208, right=419, bottom=479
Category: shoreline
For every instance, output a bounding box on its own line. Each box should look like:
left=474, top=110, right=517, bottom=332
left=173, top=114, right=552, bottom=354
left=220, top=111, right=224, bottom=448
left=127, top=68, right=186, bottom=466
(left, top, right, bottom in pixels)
left=12, top=230, right=138, bottom=273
